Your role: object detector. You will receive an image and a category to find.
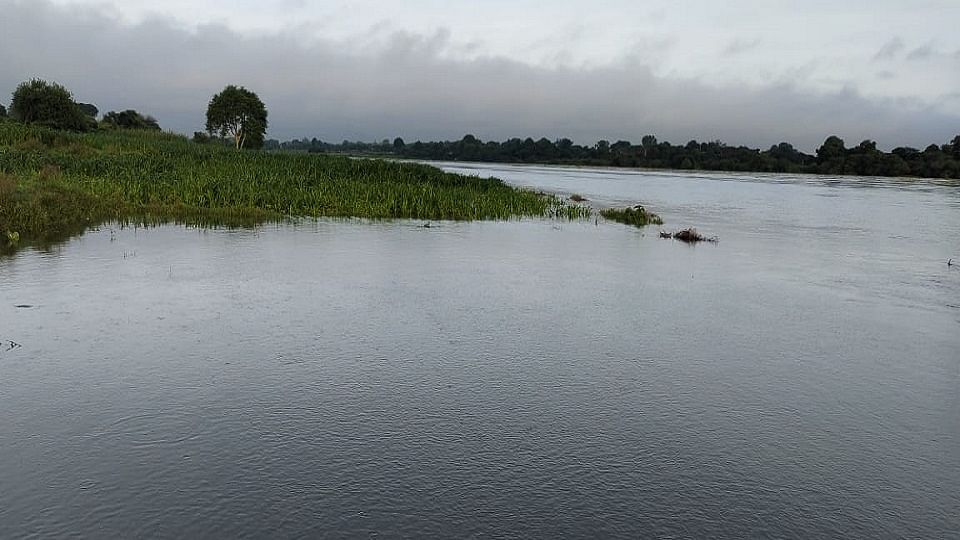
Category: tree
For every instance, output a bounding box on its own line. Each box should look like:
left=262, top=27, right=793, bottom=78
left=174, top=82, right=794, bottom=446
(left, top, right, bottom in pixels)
left=0, top=103, right=6, bottom=118
left=102, top=109, right=160, bottom=130
left=393, top=137, right=405, bottom=151
left=77, top=103, right=98, bottom=118
left=816, top=136, right=846, bottom=161
left=205, top=85, right=268, bottom=149
left=9, top=79, right=89, bottom=131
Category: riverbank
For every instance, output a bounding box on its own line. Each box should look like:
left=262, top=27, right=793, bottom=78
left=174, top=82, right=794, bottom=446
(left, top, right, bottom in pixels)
left=0, top=121, right=588, bottom=252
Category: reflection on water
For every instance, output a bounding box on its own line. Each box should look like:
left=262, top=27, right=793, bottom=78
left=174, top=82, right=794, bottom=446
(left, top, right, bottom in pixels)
left=1, top=165, right=959, bottom=538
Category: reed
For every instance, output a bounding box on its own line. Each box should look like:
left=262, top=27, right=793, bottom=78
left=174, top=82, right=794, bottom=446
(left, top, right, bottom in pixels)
left=0, top=121, right=590, bottom=252
left=600, top=205, right=663, bottom=227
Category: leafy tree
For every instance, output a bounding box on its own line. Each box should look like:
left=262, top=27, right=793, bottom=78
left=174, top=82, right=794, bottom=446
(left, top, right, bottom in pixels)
left=205, top=85, right=268, bottom=149
left=0, top=103, right=6, bottom=118
left=393, top=137, right=405, bottom=150
left=816, top=136, right=846, bottom=161
left=9, top=79, right=89, bottom=131
left=950, top=135, right=960, bottom=159
left=102, top=109, right=160, bottom=130
left=77, top=103, right=98, bottom=118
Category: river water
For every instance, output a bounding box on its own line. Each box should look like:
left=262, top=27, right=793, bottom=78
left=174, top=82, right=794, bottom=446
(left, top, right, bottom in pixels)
left=1, top=163, right=958, bottom=538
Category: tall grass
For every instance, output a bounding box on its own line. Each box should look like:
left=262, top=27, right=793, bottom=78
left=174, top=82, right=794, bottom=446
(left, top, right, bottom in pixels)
left=0, top=121, right=589, bottom=252
left=600, top=205, right=663, bottom=227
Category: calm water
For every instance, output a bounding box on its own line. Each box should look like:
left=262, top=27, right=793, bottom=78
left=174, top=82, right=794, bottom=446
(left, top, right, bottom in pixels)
left=1, top=164, right=958, bottom=538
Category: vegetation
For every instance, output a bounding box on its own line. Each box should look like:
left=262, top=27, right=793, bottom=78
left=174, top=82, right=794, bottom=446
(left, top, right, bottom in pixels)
left=206, top=86, right=267, bottom=149
left=269, top=133, right=960, bottom=180
left=662, top=228, right=718, bottom=244
left=0, top=121, right=588, bottom=253
left=9, top=79, right=93, bottom=132
left=102, top=109, right=160, bottom=130
left=0, top=103, right=7, bottom=118
left=77, top=103, right=99, bottom=119
left=600, top=205, right=663, bottom=227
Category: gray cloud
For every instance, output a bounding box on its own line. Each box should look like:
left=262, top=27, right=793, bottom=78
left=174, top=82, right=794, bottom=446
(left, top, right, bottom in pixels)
left=1, top=0, right=957, bottom=152
left=873, top=38, right=904, bottom=61
left=723, top=38, right=761, bottom=56
left=906, top=45, right=934, bottom=61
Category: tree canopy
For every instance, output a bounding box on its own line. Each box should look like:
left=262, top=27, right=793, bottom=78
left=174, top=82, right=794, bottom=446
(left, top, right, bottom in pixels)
left=0, top=103, right=6, bottom=118
left=265, top=133, right=960, bottom=180
left=205, top=85, right=267, bottom=149
left=102, top=109, right=160, bottom=130
left=9, top=79, right=90, bottom=131
left=77, top=102, right=99, bottom=119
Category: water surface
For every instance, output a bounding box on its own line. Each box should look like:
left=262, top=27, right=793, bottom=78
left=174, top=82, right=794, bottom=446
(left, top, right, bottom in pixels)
left=1, top=164, right=958, bottom=538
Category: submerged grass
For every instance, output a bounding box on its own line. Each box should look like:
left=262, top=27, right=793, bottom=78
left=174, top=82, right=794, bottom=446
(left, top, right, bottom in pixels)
left=600, top=205, right=663, bottom=227
left=0, top=121, right=589, bottom=252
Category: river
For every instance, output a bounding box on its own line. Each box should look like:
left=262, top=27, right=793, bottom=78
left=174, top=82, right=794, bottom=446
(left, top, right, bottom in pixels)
left=1, top=163, right=958, bottom=537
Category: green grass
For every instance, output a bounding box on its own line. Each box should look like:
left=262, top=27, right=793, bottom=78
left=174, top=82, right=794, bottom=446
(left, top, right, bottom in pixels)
left=0, top=121, right=589, bottom=252
left=600, top=205, right=663, bottom=227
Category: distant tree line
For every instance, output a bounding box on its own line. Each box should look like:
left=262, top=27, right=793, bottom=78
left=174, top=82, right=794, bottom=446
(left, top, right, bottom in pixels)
left=266, top=133, right=960, bottom=179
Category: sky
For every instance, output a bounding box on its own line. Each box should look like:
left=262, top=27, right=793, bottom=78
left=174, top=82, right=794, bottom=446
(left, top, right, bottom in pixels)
left=1, top=0, right=958, bottom=150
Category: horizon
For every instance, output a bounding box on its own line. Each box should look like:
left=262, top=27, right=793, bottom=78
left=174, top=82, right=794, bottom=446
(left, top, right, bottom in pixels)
left=2, top=0, right=959, bottom=152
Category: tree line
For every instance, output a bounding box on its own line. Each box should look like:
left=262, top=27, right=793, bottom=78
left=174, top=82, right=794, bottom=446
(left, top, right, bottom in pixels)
left=5, top=78, right=957, bottom=179
left=1, top=79, right=161, bottom=132
left=3, top=79, right=268, bottom=150
left=266, top=133, right=960, bottom=179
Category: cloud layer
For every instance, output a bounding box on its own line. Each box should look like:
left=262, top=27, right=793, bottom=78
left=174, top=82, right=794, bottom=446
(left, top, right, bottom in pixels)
left=2, top=0, right=958, bottom=151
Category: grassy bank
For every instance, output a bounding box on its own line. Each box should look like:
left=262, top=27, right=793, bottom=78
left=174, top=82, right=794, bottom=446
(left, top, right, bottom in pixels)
left=0, top=121, right=588, bottom=252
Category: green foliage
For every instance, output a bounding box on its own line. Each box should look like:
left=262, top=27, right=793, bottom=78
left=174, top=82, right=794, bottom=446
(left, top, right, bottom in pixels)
left=205, top=85, right=267, bottom=149
left=600, top=205, right=663, bottom=228
left=9, top=79, right=89, bottom=131
left=76, top=103, right=98, bottom=118
left=0, top=122, right=587, bottom=252
left=0, top=103, right=6, bottom=118
left=271, top=132, right=960, bottom=180
left=102, top=109, right=160, bottom=130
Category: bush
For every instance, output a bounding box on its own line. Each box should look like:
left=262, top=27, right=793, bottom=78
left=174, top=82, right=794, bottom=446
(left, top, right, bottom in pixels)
left=102, top=109, right=160, bottom=130
left=9, top=79, right=90, bottom=131
left=600, top=205, right=663, bottom=227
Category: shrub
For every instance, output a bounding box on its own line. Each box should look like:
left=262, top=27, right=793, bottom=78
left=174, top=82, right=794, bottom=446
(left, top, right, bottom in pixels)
left=102, top=109, right=160, bottom=130
left=600, top=205, right=663, bottom=227
left=9, top=79, right=89, bottom=131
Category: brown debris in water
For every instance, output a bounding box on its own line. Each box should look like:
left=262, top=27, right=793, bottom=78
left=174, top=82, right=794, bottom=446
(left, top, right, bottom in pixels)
left=660, top=228, right=718, bottom=244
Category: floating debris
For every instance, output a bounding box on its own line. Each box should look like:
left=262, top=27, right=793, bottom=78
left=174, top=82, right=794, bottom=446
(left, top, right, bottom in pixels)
left=660, top=228, right=719, bottom=244
left=14, top=304, right=33, bottom=308
left=3, top=340, right=22, bottom=352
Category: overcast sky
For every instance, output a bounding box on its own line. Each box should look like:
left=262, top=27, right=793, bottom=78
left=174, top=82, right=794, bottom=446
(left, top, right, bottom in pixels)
left=2, top=0, right=958, bottom=150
